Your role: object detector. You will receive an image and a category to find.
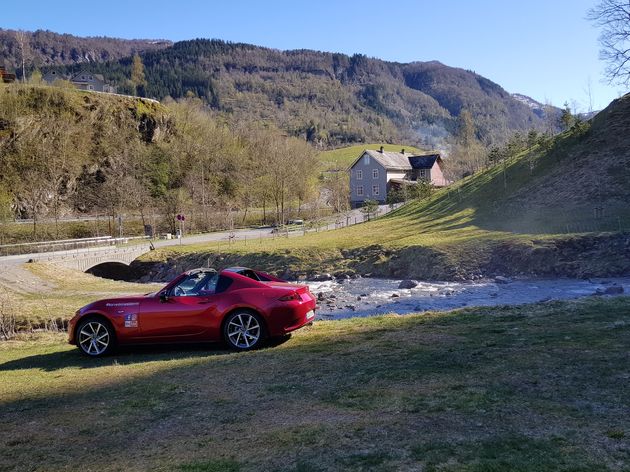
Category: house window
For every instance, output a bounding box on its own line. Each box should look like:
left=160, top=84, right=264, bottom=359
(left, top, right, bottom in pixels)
left=419, top=169, right=427, bottom=178
left=373, top=185, right=379, bottom=196
left=87, top=85, right=94, bottom=90
left=356, top=170, right=363, bottom=180
left=364, top=155, right=370, bottom=165
left=357, top=186, right=364, bottom=196
left=373, top=169, right=379, bottom=179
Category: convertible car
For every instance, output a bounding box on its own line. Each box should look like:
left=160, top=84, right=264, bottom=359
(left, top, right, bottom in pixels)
left=68, top=267, right=316, bottom=356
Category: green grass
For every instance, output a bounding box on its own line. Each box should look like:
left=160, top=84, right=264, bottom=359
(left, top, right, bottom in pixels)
left=1, top=296, right=629, bottom=471
left=319, top=143, right=426, bottom=169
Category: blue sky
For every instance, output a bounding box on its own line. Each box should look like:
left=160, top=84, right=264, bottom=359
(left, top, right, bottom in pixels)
left=3, top=0, right=626, bottom=110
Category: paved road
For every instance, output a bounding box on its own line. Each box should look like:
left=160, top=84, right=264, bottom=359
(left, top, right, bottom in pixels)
left=0, top=204, right=400, bottom=267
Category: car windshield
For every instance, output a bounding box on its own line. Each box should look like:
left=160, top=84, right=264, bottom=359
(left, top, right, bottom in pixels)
left=171, top=271, right=218, bottom=296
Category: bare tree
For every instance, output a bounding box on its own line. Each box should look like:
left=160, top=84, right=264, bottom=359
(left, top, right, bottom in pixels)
left=588, top=0, right=630, bottom=86
left=584, top=76, right=595, bottom=113
left=14, top=30, right=31, bottom=83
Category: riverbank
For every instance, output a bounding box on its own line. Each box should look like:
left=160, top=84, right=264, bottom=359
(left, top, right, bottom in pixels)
left=132, top=231, right=630, bottom=282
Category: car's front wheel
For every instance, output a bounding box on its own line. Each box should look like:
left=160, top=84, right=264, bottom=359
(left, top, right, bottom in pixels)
left=76, top=318, right=115, bottom=357
left=223, top=311, right=265, bottom=351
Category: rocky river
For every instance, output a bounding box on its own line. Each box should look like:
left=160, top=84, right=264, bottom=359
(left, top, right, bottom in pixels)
left=304, top=276, right=629, bottom=319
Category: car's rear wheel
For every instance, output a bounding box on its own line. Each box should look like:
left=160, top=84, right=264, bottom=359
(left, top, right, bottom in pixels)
left=76, top=318, right=115, bottom=357
left=223, top=311, right=265, bottom=351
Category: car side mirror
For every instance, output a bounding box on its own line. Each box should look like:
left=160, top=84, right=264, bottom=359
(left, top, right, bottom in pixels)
left=160, top=292, right=169, bottom=303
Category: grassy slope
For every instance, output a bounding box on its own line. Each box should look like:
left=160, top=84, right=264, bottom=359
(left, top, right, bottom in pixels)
left=6, top=263, right=162, bottom=329
left=1, top=296, right=629, bottom=471
left=141, top=95, right=630, bottom=280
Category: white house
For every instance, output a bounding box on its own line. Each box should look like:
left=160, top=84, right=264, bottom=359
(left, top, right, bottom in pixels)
left=348, top=147, right=449, bottom=207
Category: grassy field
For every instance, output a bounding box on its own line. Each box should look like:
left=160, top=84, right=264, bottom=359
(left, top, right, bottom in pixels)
left=1, top=296, right=629, bottom=471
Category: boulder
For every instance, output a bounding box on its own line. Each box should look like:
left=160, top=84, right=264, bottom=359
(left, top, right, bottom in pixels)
left=398, top=279, right=419, bottom=289
left=596, top=285, right=624, bottom=295
left=391, top=293, right=400, bottom=298
left=605, top=285, right=624, bottom=295
left=310, top=273, right=333, bottom=281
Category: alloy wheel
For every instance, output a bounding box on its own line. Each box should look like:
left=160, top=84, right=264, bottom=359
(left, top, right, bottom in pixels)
left=226, top=313, right=261, bottom=349
left=78, top=321, right=110, bottom=356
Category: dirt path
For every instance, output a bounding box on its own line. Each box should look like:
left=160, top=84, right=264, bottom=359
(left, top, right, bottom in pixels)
left=0, top=263, right=57, bottom=295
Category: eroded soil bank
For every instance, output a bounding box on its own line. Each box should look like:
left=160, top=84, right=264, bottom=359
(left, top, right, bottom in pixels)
left=132, top=232, right=630, bottom=282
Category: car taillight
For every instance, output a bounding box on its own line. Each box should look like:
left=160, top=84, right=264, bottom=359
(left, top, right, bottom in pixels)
left=279, top=292, right=301, bottom=301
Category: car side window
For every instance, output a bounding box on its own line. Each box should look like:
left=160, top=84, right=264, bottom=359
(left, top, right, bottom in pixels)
left=239, top=269, right=260, bottom=280
left=171, top=272, right=218, bottom=297
left=215, top=275, right=233, bottom=293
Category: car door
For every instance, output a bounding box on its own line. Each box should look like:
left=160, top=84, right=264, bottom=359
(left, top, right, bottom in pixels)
left=138, top=294, right=218, bottom=341
left=138, top=271, right=220, bottom=341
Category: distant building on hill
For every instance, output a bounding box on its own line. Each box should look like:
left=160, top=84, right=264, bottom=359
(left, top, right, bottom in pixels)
left=348, top=147, right=449, bottom=207
left=42, top=69, right=116, bottom=93
left=0, top=66, right=16, bottom=83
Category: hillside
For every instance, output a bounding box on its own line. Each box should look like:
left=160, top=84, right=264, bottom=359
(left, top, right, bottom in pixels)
left=0, top=29, right=171, bottom=69
left=140, top=93, right=630, bottom=280
left=427, top=92, right=630, bottom=233
left=6, top=34, right=558, bottom=146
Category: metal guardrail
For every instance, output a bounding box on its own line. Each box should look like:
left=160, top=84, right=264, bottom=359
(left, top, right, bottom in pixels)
left=0, top=235, right=150, bottom=257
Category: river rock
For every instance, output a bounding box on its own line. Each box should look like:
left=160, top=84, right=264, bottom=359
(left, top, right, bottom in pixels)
left=311, top=273, right=333, bottom=281
left=317, top=292, right=326, bottom=301
left=495, top=276, right=512, bottom=284
left=596, top=285, right=624, bottom=295
left=391, top=293, right=400, bottom=298
left=398, top=279, right=419, bottom=289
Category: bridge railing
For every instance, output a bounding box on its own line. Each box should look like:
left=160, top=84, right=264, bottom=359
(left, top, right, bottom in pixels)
left=0, top=235, right=150, bottom=257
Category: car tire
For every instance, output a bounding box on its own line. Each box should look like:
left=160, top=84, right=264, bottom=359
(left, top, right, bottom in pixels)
left=76, top=317, right=116, bottom=357
left=223, top=310, right=266, bottom=351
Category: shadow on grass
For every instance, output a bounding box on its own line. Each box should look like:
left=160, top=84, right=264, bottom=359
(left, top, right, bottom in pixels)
left=0, top=335, right=292, bottom=372
left=1, top=299, right=629, bottom=471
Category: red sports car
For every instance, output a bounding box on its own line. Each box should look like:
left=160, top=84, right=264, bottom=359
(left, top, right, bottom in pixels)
left=68, top=267, right=316, bottom=356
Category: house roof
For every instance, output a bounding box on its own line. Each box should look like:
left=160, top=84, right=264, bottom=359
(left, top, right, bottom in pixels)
left=361, top=149, right=412, bottom=170
left=408, top=154, right=440, bottom=169
left=70, top=71, right=105, bottom=82
left=349, top=149, right=442, bottom=171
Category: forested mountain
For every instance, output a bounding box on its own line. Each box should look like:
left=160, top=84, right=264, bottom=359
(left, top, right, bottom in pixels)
left=0, top=31, right=555, bottom=147
left=0, top=29, right=171, bottom=68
